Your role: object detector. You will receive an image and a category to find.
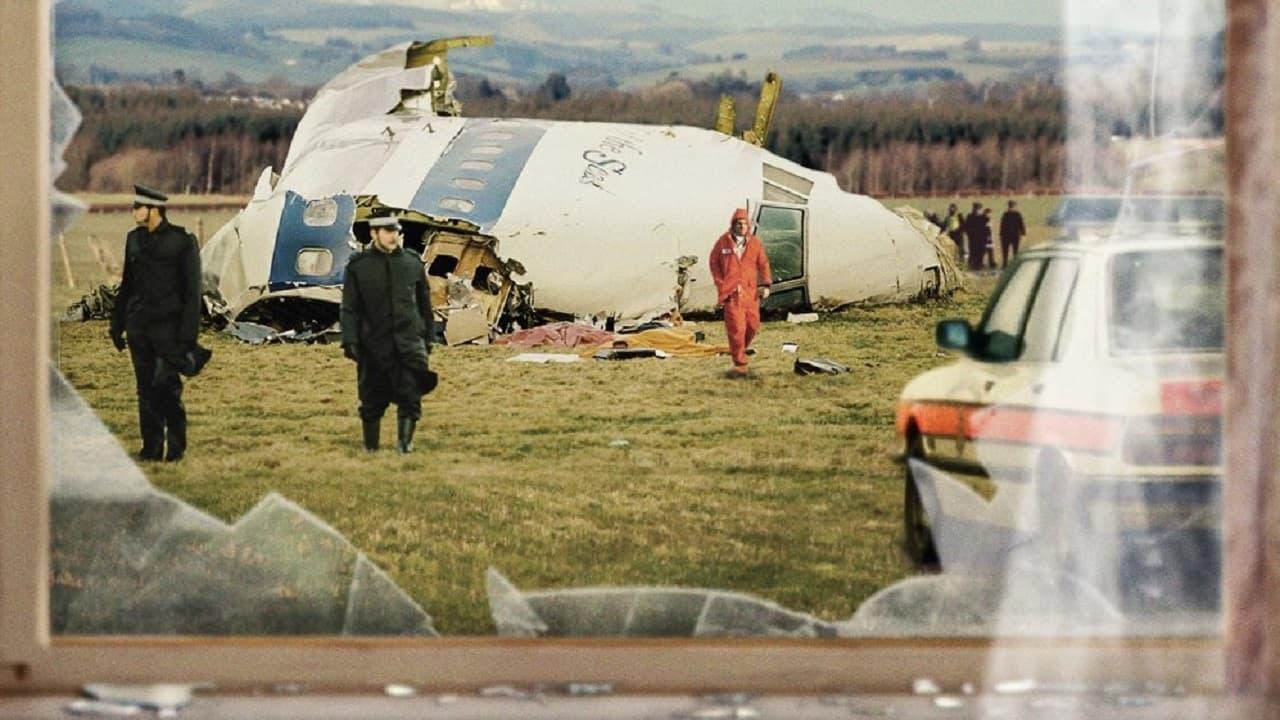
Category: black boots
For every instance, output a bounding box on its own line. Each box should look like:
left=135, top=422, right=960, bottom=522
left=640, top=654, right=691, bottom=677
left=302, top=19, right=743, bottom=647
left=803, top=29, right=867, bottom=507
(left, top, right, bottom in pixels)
left=137, top=442, right=163, bottom=462
left=363, top=416, right=418, bottom=453
left=362, top=419, right=380, bottom=452
left=164, top=419, right=187, bottom=462
left=397, top=416, right=417, bottom=455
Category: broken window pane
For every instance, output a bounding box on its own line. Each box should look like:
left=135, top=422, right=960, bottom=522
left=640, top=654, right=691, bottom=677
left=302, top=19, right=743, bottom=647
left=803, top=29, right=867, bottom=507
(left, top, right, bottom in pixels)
left=302, top=198, right=339, bottom=227
left=486, top=569, right=836, bottom=638
left=51, top=371, right=436, bottom=636
left=46, top=0, right=1229, bottom=645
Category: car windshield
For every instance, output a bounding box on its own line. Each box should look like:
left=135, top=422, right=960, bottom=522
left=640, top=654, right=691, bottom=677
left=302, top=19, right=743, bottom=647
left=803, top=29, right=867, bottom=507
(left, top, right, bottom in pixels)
left=1109, top=247, right=1224, bottom=353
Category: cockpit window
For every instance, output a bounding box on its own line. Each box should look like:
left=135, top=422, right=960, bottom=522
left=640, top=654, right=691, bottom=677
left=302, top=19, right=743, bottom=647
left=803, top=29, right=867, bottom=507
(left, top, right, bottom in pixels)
left=755, top=205, right=805, bottom=283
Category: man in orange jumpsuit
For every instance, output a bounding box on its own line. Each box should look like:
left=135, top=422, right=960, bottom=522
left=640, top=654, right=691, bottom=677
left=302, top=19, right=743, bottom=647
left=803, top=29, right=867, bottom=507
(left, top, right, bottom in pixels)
left=709, top=208, right=772, bottom=377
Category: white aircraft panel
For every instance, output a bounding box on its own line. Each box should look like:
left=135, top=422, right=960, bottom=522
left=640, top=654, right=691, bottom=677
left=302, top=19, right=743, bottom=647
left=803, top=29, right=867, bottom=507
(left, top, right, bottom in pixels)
left=284, top=43, right=432, bottom=173
left=361, top=117, right=466, bottom=210
left=493, top=122, right=762, bottom=316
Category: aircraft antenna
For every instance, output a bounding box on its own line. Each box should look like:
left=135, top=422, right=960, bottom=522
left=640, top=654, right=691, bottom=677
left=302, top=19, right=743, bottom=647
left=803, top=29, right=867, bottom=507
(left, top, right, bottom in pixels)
left=405, top=36, right=495, bottom=117
left=743, top=72, right=781, bottom=147
left=715, top=95, right=736, bottom=136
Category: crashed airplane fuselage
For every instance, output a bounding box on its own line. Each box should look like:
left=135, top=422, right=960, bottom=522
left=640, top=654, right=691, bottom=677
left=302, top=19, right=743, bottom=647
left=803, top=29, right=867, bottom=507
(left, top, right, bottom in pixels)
left=202, top=41, right=959, bottom=325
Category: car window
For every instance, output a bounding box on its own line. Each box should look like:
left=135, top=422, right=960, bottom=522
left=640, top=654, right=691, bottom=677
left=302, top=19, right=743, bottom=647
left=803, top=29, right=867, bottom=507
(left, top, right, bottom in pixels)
left=1109, top=247, right=1224, bottom=353
left=978, top=259, right=1044, bottom=360
left=1021, top=258, right=1079, bottom=362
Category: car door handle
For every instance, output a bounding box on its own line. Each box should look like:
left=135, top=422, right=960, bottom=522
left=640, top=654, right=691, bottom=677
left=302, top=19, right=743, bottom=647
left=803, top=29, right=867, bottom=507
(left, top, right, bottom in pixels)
left=983, top=380, right=996, bottom=393
left=1032, top=383, right=1044, bottom=394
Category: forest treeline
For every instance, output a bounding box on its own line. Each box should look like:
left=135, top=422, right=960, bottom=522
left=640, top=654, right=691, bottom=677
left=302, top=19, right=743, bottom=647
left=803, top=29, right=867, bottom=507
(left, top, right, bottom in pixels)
left=60, top=86, right=302, bottom=195
left=59, top=79, right=1068, bottom=196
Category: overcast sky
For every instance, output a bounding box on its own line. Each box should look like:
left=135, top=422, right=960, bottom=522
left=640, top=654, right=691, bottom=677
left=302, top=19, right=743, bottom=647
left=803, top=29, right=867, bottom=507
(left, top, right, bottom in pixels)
left=412, top=0, right=1224, bottom=33
left=646, top=0, right=1063, bottom=26
left=397, top=0, right=1063, bottom=26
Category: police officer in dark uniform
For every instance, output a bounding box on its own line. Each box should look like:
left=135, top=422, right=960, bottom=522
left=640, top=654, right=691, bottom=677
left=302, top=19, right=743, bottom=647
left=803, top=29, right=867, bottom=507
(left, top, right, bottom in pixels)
left=340, top=214, right=435, bottom=454
left=109, top=185, right=203, bottom=462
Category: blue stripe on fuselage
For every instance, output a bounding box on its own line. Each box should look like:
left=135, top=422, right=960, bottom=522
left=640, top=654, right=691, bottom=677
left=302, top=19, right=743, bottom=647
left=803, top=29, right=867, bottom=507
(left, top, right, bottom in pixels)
left=268, top=191, right=357, bottom=291
left=408, top=119, right=548, bottom=232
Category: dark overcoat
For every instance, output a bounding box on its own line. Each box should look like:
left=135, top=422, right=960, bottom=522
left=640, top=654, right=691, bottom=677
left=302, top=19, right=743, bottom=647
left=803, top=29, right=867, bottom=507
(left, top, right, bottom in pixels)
left=340, top=247, right=434, bottom=366
left=110, top=220, right=201, bottom=361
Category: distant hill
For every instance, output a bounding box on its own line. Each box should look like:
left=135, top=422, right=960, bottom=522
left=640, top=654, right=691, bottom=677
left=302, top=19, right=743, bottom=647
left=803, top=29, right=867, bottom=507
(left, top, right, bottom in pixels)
left=54, top=0, right=1061, bottom=91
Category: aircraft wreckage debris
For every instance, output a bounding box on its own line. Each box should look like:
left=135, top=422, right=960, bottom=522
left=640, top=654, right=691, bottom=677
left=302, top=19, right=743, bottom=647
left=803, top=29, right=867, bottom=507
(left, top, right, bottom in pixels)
left=196, top=37, right=959, bottom=337
left=793, top=358, right=850, bottom=375
left=495, top=322, right=616, bottom=349
left=593, top=347, right=667, bottom=360
left=224, top=320, right=342, bottom=346
left=506, top=353, right=582, bottom=363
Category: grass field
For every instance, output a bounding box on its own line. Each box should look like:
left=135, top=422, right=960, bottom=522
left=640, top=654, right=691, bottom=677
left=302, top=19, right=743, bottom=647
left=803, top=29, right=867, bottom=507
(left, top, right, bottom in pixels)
left=52, top=196, right=1038, bottom=635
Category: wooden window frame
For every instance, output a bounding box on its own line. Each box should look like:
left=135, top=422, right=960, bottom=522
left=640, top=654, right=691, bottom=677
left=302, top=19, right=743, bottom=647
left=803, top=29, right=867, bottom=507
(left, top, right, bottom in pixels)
left=1, top=0, right=1274, bottom=699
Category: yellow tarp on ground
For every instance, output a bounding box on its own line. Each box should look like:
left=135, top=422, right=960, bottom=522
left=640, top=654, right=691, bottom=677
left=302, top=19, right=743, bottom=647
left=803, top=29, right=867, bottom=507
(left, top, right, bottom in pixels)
left=579, top=327, right=730, bottom=358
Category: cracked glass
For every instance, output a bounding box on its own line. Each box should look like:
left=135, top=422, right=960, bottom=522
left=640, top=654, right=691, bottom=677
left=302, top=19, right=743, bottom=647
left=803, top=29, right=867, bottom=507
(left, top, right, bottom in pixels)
left=47, top=0, right=1227, bottom=646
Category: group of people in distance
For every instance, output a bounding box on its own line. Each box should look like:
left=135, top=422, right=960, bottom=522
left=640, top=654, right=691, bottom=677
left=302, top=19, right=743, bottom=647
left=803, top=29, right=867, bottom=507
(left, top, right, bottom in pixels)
left=930, top=199, right=1027, bottom=272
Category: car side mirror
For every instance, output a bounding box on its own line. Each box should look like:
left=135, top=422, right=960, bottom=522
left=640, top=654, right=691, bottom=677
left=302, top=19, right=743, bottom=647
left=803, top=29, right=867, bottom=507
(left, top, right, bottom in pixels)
left=936, top=319, right=973, bottom=353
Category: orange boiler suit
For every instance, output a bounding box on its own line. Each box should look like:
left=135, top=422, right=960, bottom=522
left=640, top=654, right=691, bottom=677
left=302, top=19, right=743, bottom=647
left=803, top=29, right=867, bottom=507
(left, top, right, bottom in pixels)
left=709, top=228, right=772, bottom=368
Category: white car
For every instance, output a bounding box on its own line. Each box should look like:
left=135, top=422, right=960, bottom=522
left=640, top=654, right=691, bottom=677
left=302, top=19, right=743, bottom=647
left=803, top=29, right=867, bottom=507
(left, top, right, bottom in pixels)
left=895, top=229, right=1223, bottom=609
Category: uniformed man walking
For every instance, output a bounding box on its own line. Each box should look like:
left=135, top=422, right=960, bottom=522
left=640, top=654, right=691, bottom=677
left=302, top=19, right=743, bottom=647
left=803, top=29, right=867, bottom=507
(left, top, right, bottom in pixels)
left=340, top=215, right=435, bottom=453
left=999, top=199, right=1027, bottom=267
left=109, top=185, right=204, bottom=462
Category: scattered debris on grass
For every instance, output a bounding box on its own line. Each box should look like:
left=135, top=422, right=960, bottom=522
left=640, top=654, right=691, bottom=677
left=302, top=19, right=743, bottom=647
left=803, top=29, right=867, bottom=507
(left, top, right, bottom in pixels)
left=793, top=358, right=850, bottom=375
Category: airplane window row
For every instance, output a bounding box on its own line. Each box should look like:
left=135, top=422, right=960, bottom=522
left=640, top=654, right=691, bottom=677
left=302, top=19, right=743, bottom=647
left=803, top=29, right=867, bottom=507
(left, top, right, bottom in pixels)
left=439, top=197, right=476, bottom=213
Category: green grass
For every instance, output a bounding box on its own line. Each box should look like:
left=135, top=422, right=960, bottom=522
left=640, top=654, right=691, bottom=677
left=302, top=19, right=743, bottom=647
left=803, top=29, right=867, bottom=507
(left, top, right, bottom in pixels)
left=54, top=202, right=1004, bottom=635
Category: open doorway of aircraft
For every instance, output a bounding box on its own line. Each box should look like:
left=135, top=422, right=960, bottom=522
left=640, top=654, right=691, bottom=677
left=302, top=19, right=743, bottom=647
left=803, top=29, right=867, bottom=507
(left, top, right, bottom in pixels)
left=201, top=36, right=961, bottom=333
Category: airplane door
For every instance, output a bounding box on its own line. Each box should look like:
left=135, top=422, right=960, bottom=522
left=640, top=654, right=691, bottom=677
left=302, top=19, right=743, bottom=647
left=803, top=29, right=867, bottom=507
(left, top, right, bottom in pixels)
left=754, top=203, right=808, bottom=312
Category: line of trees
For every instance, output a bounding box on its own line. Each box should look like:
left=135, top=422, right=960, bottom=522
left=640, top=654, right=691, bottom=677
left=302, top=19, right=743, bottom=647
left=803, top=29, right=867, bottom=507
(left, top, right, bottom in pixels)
left=59, top=86, right=302, bottom=195
left=59, top=79, right=1070, bottom=196
left=465, top=78, right=1068, bottom=195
